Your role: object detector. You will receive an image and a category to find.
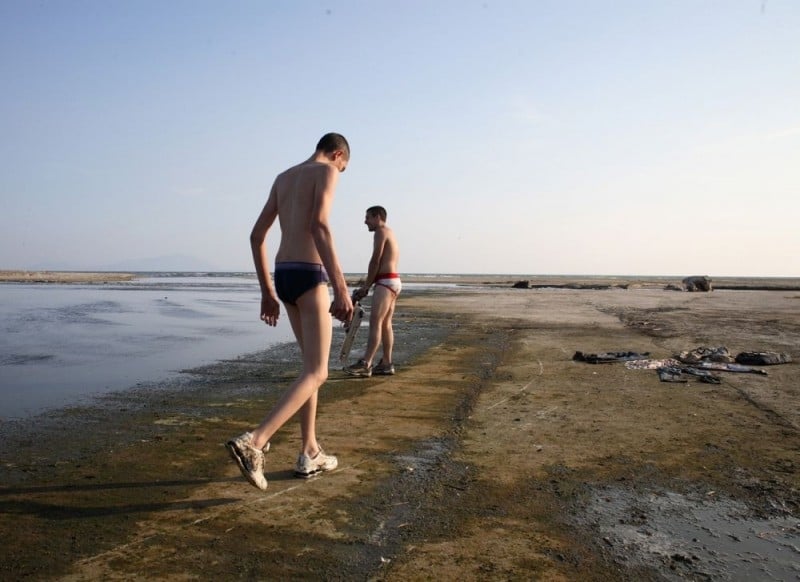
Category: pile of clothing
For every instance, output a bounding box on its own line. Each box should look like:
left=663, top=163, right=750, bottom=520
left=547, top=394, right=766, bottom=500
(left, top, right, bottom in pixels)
left=573, top=347, right=792, bottom=385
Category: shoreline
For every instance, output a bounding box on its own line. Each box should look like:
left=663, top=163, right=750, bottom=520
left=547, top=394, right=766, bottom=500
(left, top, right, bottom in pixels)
left=0, top=270, right=135, bottom=283
left=2, top=269, right=799, bottom=290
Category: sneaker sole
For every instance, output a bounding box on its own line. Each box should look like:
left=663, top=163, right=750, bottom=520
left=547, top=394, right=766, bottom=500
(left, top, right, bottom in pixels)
left=294, top=469, right=320, bottom=479
left=294, top=465, right=337, bottom=479
left=225, top=441, right=268, bottom=490
left=344, top=370, right=372, bottom=377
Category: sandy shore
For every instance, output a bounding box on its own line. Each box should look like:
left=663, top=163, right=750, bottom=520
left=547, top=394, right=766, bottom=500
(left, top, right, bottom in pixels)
left=0, top=270, right=135, bottom=283
left=1, top=284, right=798, bottom=579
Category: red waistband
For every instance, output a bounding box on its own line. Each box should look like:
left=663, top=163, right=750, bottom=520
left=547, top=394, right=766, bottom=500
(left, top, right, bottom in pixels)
left=376, top=272, right=400, bottom=279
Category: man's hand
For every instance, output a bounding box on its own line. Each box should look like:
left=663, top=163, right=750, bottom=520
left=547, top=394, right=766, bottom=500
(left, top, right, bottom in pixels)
left=353, top=286, right=369, bottom=302
left=330, top=291, right=354, bottom=323
left=260, top=294, right=280, bottom=326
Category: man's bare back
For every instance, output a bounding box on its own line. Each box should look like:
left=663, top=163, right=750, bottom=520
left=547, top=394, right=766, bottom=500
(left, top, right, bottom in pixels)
left=273, top=161, right=342, bottom=265
left=249, top=146, right=351, bottom=325
left=372, top=224, right=399, bottom=275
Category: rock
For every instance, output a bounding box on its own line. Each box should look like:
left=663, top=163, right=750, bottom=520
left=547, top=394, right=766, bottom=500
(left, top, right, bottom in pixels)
left=683, top=276, right=712, bottom=292
left=512, top=280, right=530, bottom=289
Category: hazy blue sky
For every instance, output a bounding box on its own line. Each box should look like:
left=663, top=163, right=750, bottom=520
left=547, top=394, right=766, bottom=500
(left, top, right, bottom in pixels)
left=2, top=1, right=798, bottom=276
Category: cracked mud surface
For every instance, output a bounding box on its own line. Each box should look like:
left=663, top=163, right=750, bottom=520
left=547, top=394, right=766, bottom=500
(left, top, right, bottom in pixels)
left=1, top=286, right=798, bottom=580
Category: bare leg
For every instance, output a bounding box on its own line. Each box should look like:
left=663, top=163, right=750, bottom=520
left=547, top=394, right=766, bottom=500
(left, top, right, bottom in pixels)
left=362, top=286, right=395, bottom=367
left=298, top=389, right=319, bottom=455
left=283, top=301, right=320, bottom=455
left=250, top=284, right=331, bottom=453
left=379, top=296, right=396, bottom=365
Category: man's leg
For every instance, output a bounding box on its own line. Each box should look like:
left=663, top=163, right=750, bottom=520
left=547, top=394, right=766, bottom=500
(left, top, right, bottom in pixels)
left=362, top=286, right=394, bottom=367
left=379, top=294, right=397, bottom=365
left=284, top=302, right=305, bottom=355
left=249, top=284, right=331, bottom=451
left=283, top=301, right=320, bottom=455
left=298, top=389, right=319, bottom=456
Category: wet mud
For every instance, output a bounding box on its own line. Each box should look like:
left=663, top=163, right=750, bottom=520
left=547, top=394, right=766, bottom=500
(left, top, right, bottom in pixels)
left=1, top=287, right=798, bottom=580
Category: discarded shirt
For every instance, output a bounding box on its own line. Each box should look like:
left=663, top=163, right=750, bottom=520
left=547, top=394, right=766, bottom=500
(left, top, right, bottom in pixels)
left=656, top=365, right=721, bottom=384
left=657, top=367, right=688, bottom=383
left=625, top=358, right=681, bottom=370
left=572, top=351, right=651, bottom=364
left=693, top=361, right=768, bottom=375
left=734, top=351, right=792, bottom=366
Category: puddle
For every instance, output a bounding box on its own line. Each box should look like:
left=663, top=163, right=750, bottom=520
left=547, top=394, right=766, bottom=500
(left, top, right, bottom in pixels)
left=581, top=486, right=800, bottom=581
left=395, top=438, right=450, bottom=474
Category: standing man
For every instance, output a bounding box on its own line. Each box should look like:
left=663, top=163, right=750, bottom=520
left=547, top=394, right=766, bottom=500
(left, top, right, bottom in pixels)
left=226, top=133, right=354, bottom=491
left=346, top=206, right=401, bottom=378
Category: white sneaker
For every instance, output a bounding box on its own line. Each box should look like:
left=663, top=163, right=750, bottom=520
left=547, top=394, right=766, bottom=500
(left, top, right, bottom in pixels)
left=225, top=432, right=268, bottom=490
left=294, top=448, right=338, bottom=478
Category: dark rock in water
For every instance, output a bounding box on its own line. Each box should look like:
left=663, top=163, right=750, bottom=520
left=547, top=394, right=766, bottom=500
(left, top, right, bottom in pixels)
left=664, top=284, right=683, bottom=291
left=512, top=280, right=530, bottom=289
left=683, top=276, right=712, bottom=292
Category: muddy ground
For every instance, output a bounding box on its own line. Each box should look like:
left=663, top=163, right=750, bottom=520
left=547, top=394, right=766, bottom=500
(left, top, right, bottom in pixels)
left=1, top=285, right=798, bottom=580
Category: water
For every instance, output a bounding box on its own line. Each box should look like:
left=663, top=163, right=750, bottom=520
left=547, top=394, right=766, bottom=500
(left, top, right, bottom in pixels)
left=0, top=272, right=487, bottom=419
left=0, top=273, right=295, bottom=419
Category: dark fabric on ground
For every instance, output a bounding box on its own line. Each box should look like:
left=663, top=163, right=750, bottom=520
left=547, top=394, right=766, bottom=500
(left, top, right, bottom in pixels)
left=573, top=351, right=651, bottom=364
left=735, top=351, right=792, bottom=365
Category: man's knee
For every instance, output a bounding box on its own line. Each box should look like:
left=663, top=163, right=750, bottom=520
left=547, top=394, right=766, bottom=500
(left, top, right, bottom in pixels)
left=315, top=368, right=329, bottom=384
left=301, top=368, right=329, bottom=386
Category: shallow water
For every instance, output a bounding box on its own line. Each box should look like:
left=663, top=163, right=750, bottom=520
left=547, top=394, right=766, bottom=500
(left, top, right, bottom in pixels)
left=0, top=274, right=295, bottom=418
left=0, top=272, right=519, bottom=419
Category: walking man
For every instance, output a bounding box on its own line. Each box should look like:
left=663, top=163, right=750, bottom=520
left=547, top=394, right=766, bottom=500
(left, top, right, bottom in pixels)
left=226, top=133, right=354, bottom=490
left=346, top=206, right=401, bottom=378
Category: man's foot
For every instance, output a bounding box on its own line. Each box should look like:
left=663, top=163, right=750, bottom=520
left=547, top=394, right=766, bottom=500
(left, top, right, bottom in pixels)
left=373, top=361, right=395, bottom=375
left=294, top=448, right=338, bottom=478
left=345, top=359, right=372, bottom=377
left=225, top=432, right=268, bottom=490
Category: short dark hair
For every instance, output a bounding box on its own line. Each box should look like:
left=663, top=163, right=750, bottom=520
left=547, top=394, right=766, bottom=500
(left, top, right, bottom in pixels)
left=366, top=206, right=387, bottom=221
left=316, top=133, right=350, bottom=158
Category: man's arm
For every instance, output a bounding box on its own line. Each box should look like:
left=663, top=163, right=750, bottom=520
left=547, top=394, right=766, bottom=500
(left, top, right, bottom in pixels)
left=309, top=164, right=353, bottom=322
left=250, top=183, right=280, bottom=326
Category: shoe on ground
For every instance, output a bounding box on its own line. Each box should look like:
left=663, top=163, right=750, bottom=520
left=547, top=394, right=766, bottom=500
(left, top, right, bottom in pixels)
left=225, top=432, right=268, bottom=490
left=294, top=448, right=338, bottom=478
left=345, top=359, right=372, bottom=377
left=373, top=361, right=395, bottom=375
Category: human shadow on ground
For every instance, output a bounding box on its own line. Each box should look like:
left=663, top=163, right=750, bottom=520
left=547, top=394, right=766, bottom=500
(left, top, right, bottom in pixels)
left=0, top=469, right=307, bottom=520
left=0, top=496, right=239, bottom=519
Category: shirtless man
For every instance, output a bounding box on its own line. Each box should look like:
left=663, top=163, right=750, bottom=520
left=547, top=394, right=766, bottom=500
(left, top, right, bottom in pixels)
left=345, top=206, right=401, bottom=378
left=226, top=133, right=354, bottom=490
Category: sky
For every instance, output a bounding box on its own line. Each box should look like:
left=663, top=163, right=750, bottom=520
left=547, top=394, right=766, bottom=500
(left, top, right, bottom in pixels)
left=1, top=1, right=798, bottom=277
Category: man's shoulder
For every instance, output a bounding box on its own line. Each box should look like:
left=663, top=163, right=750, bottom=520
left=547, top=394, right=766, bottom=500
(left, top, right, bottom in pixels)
left=301, top=160, right=336, bottom=176
left=275, top=162, right=335, bottom=187
left=374, top=225, right=396, bottom=243
left=280, top=161, right=334, bottom=175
